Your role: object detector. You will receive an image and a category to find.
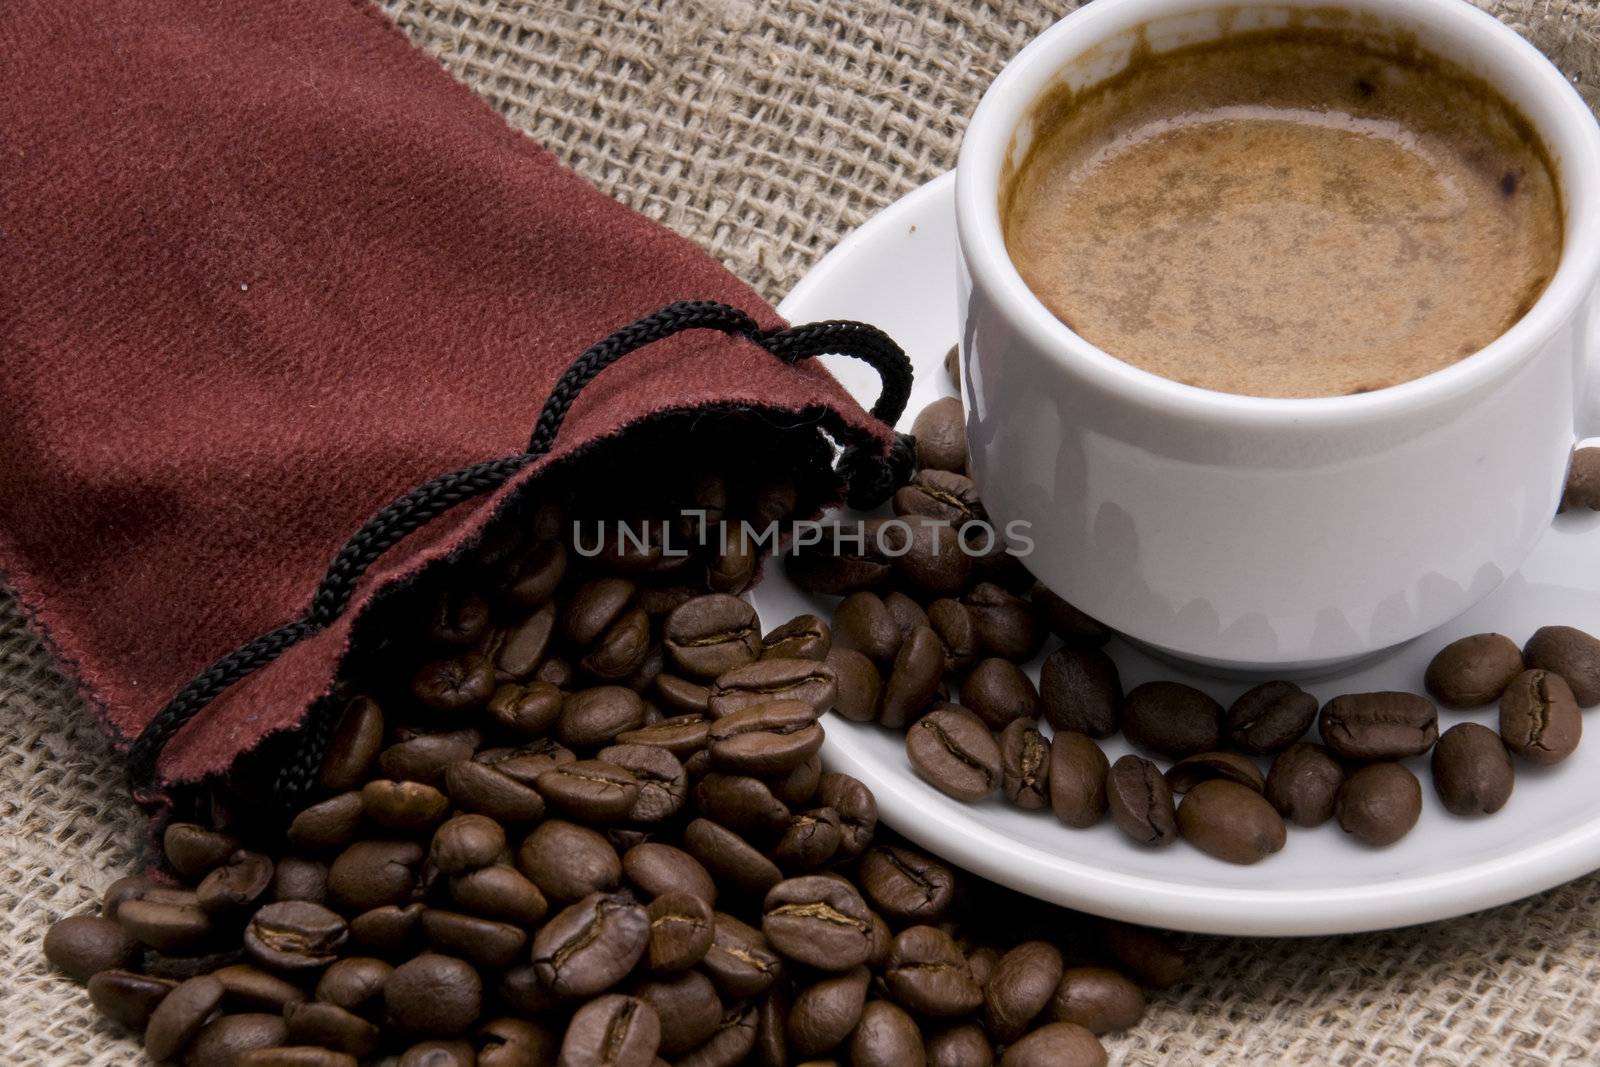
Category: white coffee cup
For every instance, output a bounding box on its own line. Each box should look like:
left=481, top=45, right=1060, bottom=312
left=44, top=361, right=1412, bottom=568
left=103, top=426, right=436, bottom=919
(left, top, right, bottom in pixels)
left=955, top=0, right=1600, bottom=674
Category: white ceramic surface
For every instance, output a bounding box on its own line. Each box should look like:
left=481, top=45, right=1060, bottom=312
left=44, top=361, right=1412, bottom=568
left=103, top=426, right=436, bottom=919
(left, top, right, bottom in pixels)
left=955, top=0, right=1600, bottom=672
left=767, top=170, right=1600, bottom=936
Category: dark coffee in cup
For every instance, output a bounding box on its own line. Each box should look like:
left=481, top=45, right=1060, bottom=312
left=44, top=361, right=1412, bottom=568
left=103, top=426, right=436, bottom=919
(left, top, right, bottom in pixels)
left=1002, top=28, right=1562, bottom=398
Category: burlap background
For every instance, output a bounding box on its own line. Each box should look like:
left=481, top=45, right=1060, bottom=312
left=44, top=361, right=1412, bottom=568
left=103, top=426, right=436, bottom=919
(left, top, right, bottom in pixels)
left=5, top=1, right=1599, bottom=1063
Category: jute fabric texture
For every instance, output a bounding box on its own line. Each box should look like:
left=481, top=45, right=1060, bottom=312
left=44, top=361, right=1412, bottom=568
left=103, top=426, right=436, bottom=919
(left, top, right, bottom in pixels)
left=5, top=1, right=1599, bottom=1062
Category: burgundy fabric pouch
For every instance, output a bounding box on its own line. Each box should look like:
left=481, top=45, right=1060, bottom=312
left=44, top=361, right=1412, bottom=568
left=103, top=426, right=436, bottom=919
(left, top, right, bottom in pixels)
left=0, top=0, right=904, bottom=806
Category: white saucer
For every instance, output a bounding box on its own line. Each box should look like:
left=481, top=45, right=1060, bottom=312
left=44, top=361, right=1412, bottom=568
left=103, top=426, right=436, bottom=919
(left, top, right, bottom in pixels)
left=760, top=170, right=1600, bottom=936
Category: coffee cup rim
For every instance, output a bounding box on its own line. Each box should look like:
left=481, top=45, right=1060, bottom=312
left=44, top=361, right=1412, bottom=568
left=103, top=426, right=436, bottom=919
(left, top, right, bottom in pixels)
left=955, top=0, right=1600, bottom=424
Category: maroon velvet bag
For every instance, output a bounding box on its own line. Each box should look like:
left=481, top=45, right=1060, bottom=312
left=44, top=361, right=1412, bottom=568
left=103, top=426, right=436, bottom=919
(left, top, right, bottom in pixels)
left=0, top=0, right=907, bottom=808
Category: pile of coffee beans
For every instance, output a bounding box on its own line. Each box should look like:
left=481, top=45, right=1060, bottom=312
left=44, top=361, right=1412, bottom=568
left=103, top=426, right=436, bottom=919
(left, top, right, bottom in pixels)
left=788, top=378, right=1600, bottom=863
left=45, top=465, right=1186, bottom=1066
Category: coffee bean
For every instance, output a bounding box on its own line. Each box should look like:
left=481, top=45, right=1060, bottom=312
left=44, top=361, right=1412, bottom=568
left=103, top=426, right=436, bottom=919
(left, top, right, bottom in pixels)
left=475, top=739, right=574, bottom=786
left=1049, top=731, right=1108, bottom=829
left=753, top=986, right=789, bottom=1067
left=961, top=658, right=1040, bottom=730
left=394, top=1042, right=472, bottom=1067
left=198, top=852, right=275, bottom=915
left=878, top=626, right=946, bottom=729
left=517, top=820, right=621, bottom=904
left=380, top=732, right=479, bottom=786
left=859, top=845, right=955, bottom=924
left=787, top=966, right=870, bottom=1056
left=1039, top=647, right=1120, bottom=738
left=240, top=1049, right=358, bottom=1067
left=486, top=680, right=563, bottom=736
left=833, top=592, right=903, bottom=665
left=583, top=607, right=653, bottom=680
left=1225, top=681, right=1317, bottom=755
left=824, top=647, right=882, bottom=723
left=531, top=892, right=649, bottom=997
left=1097, top=921, right=1187, bottom=989
left=620, top=845, right=715, bottom=908
left=963, top=583, right=1042, bottom=661
left=907, top=706, right=1001, bottom=802
left=412, top=655, right=496, bottom=713
left=421, top=909, right=527, bottom=968
left=165, top=823, right=241, bottom=879
left=87, top=969, right=176, bottom=1029
left=1106, top=755, right=1179, bottom=848
left=1318, top=692, right=1439, bottom=761
left=477, top=1017, right=558, bottom=1067
left=490, top=603, right=557, bottom=682
left=430, top=814, right=506, bottom=875
left=966, top=946, right=999, bottom=989
left=786, top=523, right=893, bottom=596
left=1176, top=780, right=1285, bottom=864
left=775, top=753, right=825, bottom=807
left=327, top=840, right=423, bottom=912
left=359, top=780, right=448, bottom=834
left=928, top=598, right=979, bottom=674
left=1030, top=583, right=1111, bottom=646
left=887, top=519, right=974, bottom=598
left=558, top=995, right=660, bottom=1067
left=563, top=576, right=636, bottom=645
left=912, top=396, right=968, bottom=473
left=636, top=970, right=724, bottom=1055
left=385, top=953, right=482, bottom=1036
left=429, top=588, right=492, bottom=645
left=617, top=712, right=711, bottom=757
left=447, top=865, right=547, bottom=926
left=1499, top=668, right=1583, bottom=764
left=244, top=901, right=348, bottom=971
left=537, top=759, right=642, bottom=821
left=284, top=1000, right=380, bottom=1057
left=883, top=590, right=932, bottom=638
left=1048, top=965, right=1145, bottom=1035
left=1336, top=763, right=1423, bottom=846
left=896, top=469, right=984, bottom=527
left=674, top=1001, right=758, bottom=1067
left=999, top=719, right=1051, bottom=810
left=926, top=1027, right=992, bottom=1067
left=694, top=773, right=788, bottom=843
left=984, top=941, right=1064, bottom=1041
left=442, top=760, right=546, bottom=824
left=145, top=974, right=225, bottom=1061
left=708, top=658, right=837, bottom=719
left=495, top=965, right=560, bottom=1018
left=212, top=964, right=305, bottom=1013
left=536, top=656, right=575, bottom=688
left=1432, top=722, right=1515, bottom=815
left=645, top=891, right=714, bottom=972
left=1524, top=625, right=1600, bottom=706
left=558, top=686, right=647, bottom=748
left=504, top=538, right=567, bottom=607
left=761, top=613, right=832, bottom=661
left=999, top=1021, right=1107, bottom=1067
left=347, top=904, right=424, bottom=958
left=1164, top=751, right=1265, bottom=795
left=849, top=1000, right=926, bottom=1067
left=1264, top=743, right=1344, bottom=828
left=142, top=948, right=246, bottom=982
left=599, top=743, right=688, bottom=823
left=1562, top=447, right=1600, bottom=512
left=702, top=913, right=784, bottom=998
left=1423, top=634, right=1524, bottom=709
left=1122, top=682, right=1222, bottom=759
left=319, top=696, right=385, bottom=792
left=682, top=818, right=783, bottom=897
left=944, top=343, right=961, bottom=387
left=762, top=875, right=874, bottom=970
left=883, top=927, right=979, bottom=1017
left=663, top=595, right=762, bottom=679
left=707, top=701, right=823, bottom=775
left=818, top=773, right=878, bottom=859
left=115, top=896, right=214, bottom=955
left=770, top=807, right=843, bottom=871
left=315, top=957, right=392, bottom=1018
left=44, top=914, right=139, bottom=981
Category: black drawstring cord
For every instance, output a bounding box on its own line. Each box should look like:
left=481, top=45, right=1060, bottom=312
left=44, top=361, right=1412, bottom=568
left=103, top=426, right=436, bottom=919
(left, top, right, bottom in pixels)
left=126, top=299, right=914, bottom=800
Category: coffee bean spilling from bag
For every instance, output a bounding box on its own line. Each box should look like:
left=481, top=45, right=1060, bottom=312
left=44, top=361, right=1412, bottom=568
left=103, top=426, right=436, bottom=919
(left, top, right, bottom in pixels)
left=789, top=395, right=1600, bottom=863
left=46, top=466, right=1184, bottom=1066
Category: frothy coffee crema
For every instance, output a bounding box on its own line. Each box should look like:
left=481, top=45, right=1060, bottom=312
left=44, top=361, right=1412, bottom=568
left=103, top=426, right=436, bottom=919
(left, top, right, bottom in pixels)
left=1002, top=30, right=1563, bottom=398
